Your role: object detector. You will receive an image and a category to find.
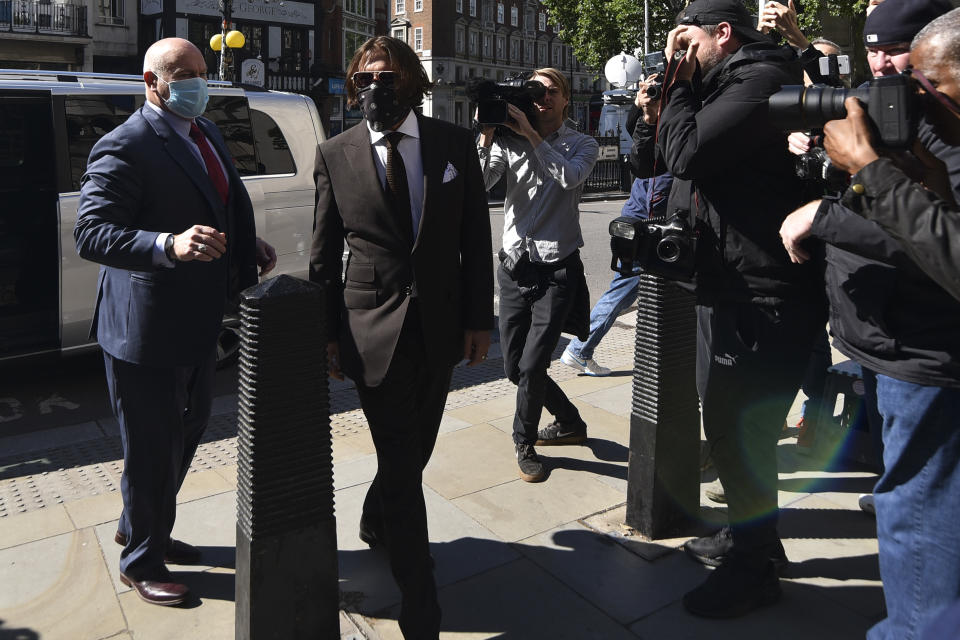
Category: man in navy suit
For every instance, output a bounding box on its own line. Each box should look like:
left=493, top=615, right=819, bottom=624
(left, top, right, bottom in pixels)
left=75, top=37, right=276, bottom=606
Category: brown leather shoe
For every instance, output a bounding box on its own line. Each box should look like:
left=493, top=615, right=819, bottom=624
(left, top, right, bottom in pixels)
left=119, top=572, right=189, bottom=606
left=114, top=532, right=203, bottom=565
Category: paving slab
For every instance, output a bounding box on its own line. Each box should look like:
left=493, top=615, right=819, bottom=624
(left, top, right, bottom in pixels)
left=423, top=423, right=521, bottom=500
left=0, top=528, right=126, bottom=640
left=64, top=491, right=122, bottom=529
left=577, top=381, right=634, bottom=418
left=118, top=569, right=235, bottom=640
left=0, top=504, right=74, bottom=550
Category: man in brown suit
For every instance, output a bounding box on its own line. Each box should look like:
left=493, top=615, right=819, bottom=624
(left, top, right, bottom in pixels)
left=309, top=36, right=493, bottom=640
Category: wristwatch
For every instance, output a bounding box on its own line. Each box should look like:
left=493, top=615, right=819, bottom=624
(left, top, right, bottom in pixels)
left=164, top=234, right=176, bottom=262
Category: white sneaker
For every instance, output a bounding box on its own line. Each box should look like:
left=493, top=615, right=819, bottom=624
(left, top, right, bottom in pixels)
left=560, top=350, right=612, bottom=376
left=858, top=493, right=876, bottom=515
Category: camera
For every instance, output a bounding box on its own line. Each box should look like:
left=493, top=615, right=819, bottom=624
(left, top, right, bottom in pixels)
left=468, top=75, right=545, bottom=126
left=769, top=73, right=921, bottom=148
left=642, top=51, right=665, bottom=101
left=609, top=213, right=699, bottom=282
left=794, top=144, right=850, bottom=192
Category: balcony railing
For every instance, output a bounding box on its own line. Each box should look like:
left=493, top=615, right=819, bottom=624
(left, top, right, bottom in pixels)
left=0, top=0, right=89, bottom=36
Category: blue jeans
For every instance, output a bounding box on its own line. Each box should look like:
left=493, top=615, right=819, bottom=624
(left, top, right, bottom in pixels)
left=565, top=271, right=640, bottom=360
left=868, top=375, right=960, bottom=640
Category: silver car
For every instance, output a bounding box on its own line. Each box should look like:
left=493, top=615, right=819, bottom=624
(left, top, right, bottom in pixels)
left=0, top=71, right=325, bottom=366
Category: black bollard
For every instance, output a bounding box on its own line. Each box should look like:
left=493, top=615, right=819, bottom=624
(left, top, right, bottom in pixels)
left=235, top=275, right=339, bottom=640
left=625, top=273, right=700, bottom=539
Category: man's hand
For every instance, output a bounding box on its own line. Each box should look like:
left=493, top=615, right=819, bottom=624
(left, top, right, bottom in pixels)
left=758, top=0, right=810, bottom=49
left=665, top=26, right=699, bottom=84
left=779, top=199, right=821, bottom=264
left=172, top=225, right=226, bottom=262
left=787, top=131, right=813, bottom=156
left=463, top=329, right=491, bottom=366
left=255, top=237, right=277, bottom=276
left=503, top=104, right=541, bottom=145
left=636, top=74, right=661, bottom=125
left=327, top=341, right=344, bottom=381
left=823, top=98, right=880, bottom=175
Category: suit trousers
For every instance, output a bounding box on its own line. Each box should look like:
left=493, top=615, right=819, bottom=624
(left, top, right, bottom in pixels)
left=103, top=349, right=216, bottom=581
left=498, top=257, right=583, bottom=446
left=355, top=301, right=450, bottom=640
left=696, top=301, right=823, bottom=563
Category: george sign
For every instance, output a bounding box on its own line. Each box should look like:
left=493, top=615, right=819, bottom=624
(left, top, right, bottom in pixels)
left=176, top=0, right=314, bottom=25
left=241, top=58, right=265, bottom=87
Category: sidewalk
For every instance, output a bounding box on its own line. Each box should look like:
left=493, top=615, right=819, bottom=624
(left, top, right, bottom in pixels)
left=0, top=312, right=883, bottom=640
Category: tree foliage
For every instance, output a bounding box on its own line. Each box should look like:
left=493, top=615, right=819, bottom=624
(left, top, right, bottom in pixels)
left=542, top=0, right=871, bottom=77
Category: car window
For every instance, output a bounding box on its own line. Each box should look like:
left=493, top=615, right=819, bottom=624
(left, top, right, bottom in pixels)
left=250, top=108, right=296, bottom=175
left=204, top=95, right=259, bottom=176
left=64, top=94, right=142, bottom=191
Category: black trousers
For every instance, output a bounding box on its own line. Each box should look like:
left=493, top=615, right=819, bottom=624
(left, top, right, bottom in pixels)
left=356, top=302, right=450, bottom=640
left=498, top=256, right=583, bottom=446
left=696, top=300, right=824, bottom=563
left=103, top=349, right=215, bottom=581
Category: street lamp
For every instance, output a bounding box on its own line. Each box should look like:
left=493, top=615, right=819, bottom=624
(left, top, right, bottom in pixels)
left=210, top=0, right=246, bottom=81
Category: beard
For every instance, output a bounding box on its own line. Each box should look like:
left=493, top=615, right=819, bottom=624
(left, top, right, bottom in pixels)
left=697, top=44, right=726, bottom=77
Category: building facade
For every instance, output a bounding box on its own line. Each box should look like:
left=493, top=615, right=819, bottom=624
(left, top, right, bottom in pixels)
left=0, top=0, right=94, bottom=70
left=388, top=0, right=599, bottom=129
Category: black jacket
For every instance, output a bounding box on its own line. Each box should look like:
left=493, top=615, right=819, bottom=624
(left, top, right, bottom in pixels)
left=808, top=121, right=960, bottom=388
left=632, top=43, right=824, bottom=306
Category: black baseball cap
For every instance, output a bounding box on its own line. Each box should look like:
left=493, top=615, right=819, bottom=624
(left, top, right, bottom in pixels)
left=863, top=0, right=953, bottom=47
left=678, top=0, right=769, bottom=44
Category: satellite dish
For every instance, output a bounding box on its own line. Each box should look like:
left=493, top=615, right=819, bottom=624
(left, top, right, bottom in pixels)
left=604, top=53, right=643, bottom=89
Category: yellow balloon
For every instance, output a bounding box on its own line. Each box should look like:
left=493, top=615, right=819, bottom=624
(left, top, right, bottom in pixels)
left=225, top=30, right=245, bottom=49
left=210, top=33, right=223, bottom=52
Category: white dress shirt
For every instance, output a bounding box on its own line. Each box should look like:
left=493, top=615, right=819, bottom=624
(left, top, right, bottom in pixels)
left=367, top=111, right=424, bottom=241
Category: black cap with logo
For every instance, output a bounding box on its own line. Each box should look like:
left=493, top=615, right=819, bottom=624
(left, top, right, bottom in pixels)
left=862, top=0, right=953, bottom=47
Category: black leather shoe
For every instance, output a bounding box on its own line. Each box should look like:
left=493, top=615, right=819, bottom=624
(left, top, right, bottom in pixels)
left=683, top=527, right=788, bottom=572
left=358, top=517, right=384, bottom=548
left=120, top=571, right=189, bottom=606
left=683, top=558, right=781, bottom=618
left=114, top=532, right=203, bottom=565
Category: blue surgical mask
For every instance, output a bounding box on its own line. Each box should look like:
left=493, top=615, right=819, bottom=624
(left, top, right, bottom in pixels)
left=157, top=73, right=209, bottom=119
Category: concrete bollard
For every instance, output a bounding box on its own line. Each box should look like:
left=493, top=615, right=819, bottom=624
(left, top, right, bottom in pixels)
left=625, top=273, right=701, bottom=539
left=235, top=275, right=338, bottom=640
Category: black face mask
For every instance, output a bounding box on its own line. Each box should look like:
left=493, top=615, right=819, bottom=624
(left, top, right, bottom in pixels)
left=358, top=83, right=409, bottom=132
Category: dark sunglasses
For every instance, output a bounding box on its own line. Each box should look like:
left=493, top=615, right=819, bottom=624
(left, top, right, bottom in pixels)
left=352, top=71, right=396, bottom=89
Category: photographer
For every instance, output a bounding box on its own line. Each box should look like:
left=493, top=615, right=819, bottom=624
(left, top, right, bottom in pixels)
left=779, top=4, right=960, bottom=638
left=631, top=0, right=826, bottom=618
left=477, top=67, right=598, bottom=484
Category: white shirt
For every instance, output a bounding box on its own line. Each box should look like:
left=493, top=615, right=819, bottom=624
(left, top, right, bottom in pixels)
left=367, top=111, right=424, bottom=241
left=145, top=100, right=230, bottom=266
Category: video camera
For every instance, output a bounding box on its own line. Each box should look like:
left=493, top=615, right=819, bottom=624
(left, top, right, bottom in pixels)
left=769, top=73, right=921, bottom=149
left=609, top=213, right=699, bottom=282
left=642, top=51, right=666, bottom=100
left=468, top=74, right=545, bottom=127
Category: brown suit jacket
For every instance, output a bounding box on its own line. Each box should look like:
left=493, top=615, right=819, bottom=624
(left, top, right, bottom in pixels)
left=310, top=113, right=494, bottom=387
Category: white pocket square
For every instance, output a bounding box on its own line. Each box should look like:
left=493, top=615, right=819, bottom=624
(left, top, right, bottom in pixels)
left=442, top=162, right=458, bottom=183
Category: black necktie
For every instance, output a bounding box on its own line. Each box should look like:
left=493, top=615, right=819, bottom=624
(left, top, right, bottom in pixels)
left=384, top=131, right=414, bottom=246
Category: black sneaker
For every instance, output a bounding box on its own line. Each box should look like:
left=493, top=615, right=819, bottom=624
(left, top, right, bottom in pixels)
left=535, top=419, right=587, bottom=446
left=516, top=443, right=547, bottom=482
left=683, top=556, right=782, bottom=618
left=683, top=527, right=788, bottom=571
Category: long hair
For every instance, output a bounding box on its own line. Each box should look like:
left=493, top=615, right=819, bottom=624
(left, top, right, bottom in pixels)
left=531, top=67, right=570, bottom=119
left=345, top=36, right=434, bottom=108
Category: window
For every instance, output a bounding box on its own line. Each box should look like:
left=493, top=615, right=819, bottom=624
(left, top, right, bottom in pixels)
left=524, top=41, right=532, bottom=63
left=552, top=45, right=560, bottom=67
left=249, top=109, right=295, bottom=175
left=510, top=6, right=517, bottom=26
left=538, top=11, right=545, bottom=31
left=497, top=2, right=503, bottom=23
left=469, top=31, right=478, bottom=56
left=281, top=26, right=307, bottom=74
left=414, top=27, right=423, bottom=51
left=65, top=95, right=142, bottom=190
left=415, top=0, right=422, bottom=10
left=456, top=0, right=462, bottom=12
left=345, top=0, right=372, bottom=17
left=456, top=26, right=465, bottom=54
left=483, top=34, right=491, bottom=57
left=469, top=0, right=476, bottom=17
left=205, top=96, right=259, bottom=175
left=482, top=68, right=490, bottom=78
left=395, top=0, right=405, bottom=14
left=392, top=27, right=405, bottom=42
left=537, top=42, right=546, bottom=64
left=455, top=102, right=464, bottom=126
left=97, top=0, right=123, bottom=25
left=496, top=36, right=505, bottom=59
left=510, top=38, right=519, bottom=61
left=455, top=66, right=463, bottom=81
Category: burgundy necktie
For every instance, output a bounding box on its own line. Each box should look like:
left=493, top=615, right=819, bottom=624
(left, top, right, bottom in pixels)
left=188, top=123, right=229, bottom=204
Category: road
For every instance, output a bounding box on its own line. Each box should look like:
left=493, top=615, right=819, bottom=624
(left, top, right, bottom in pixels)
left=0, top=195, right=629, bottom=442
